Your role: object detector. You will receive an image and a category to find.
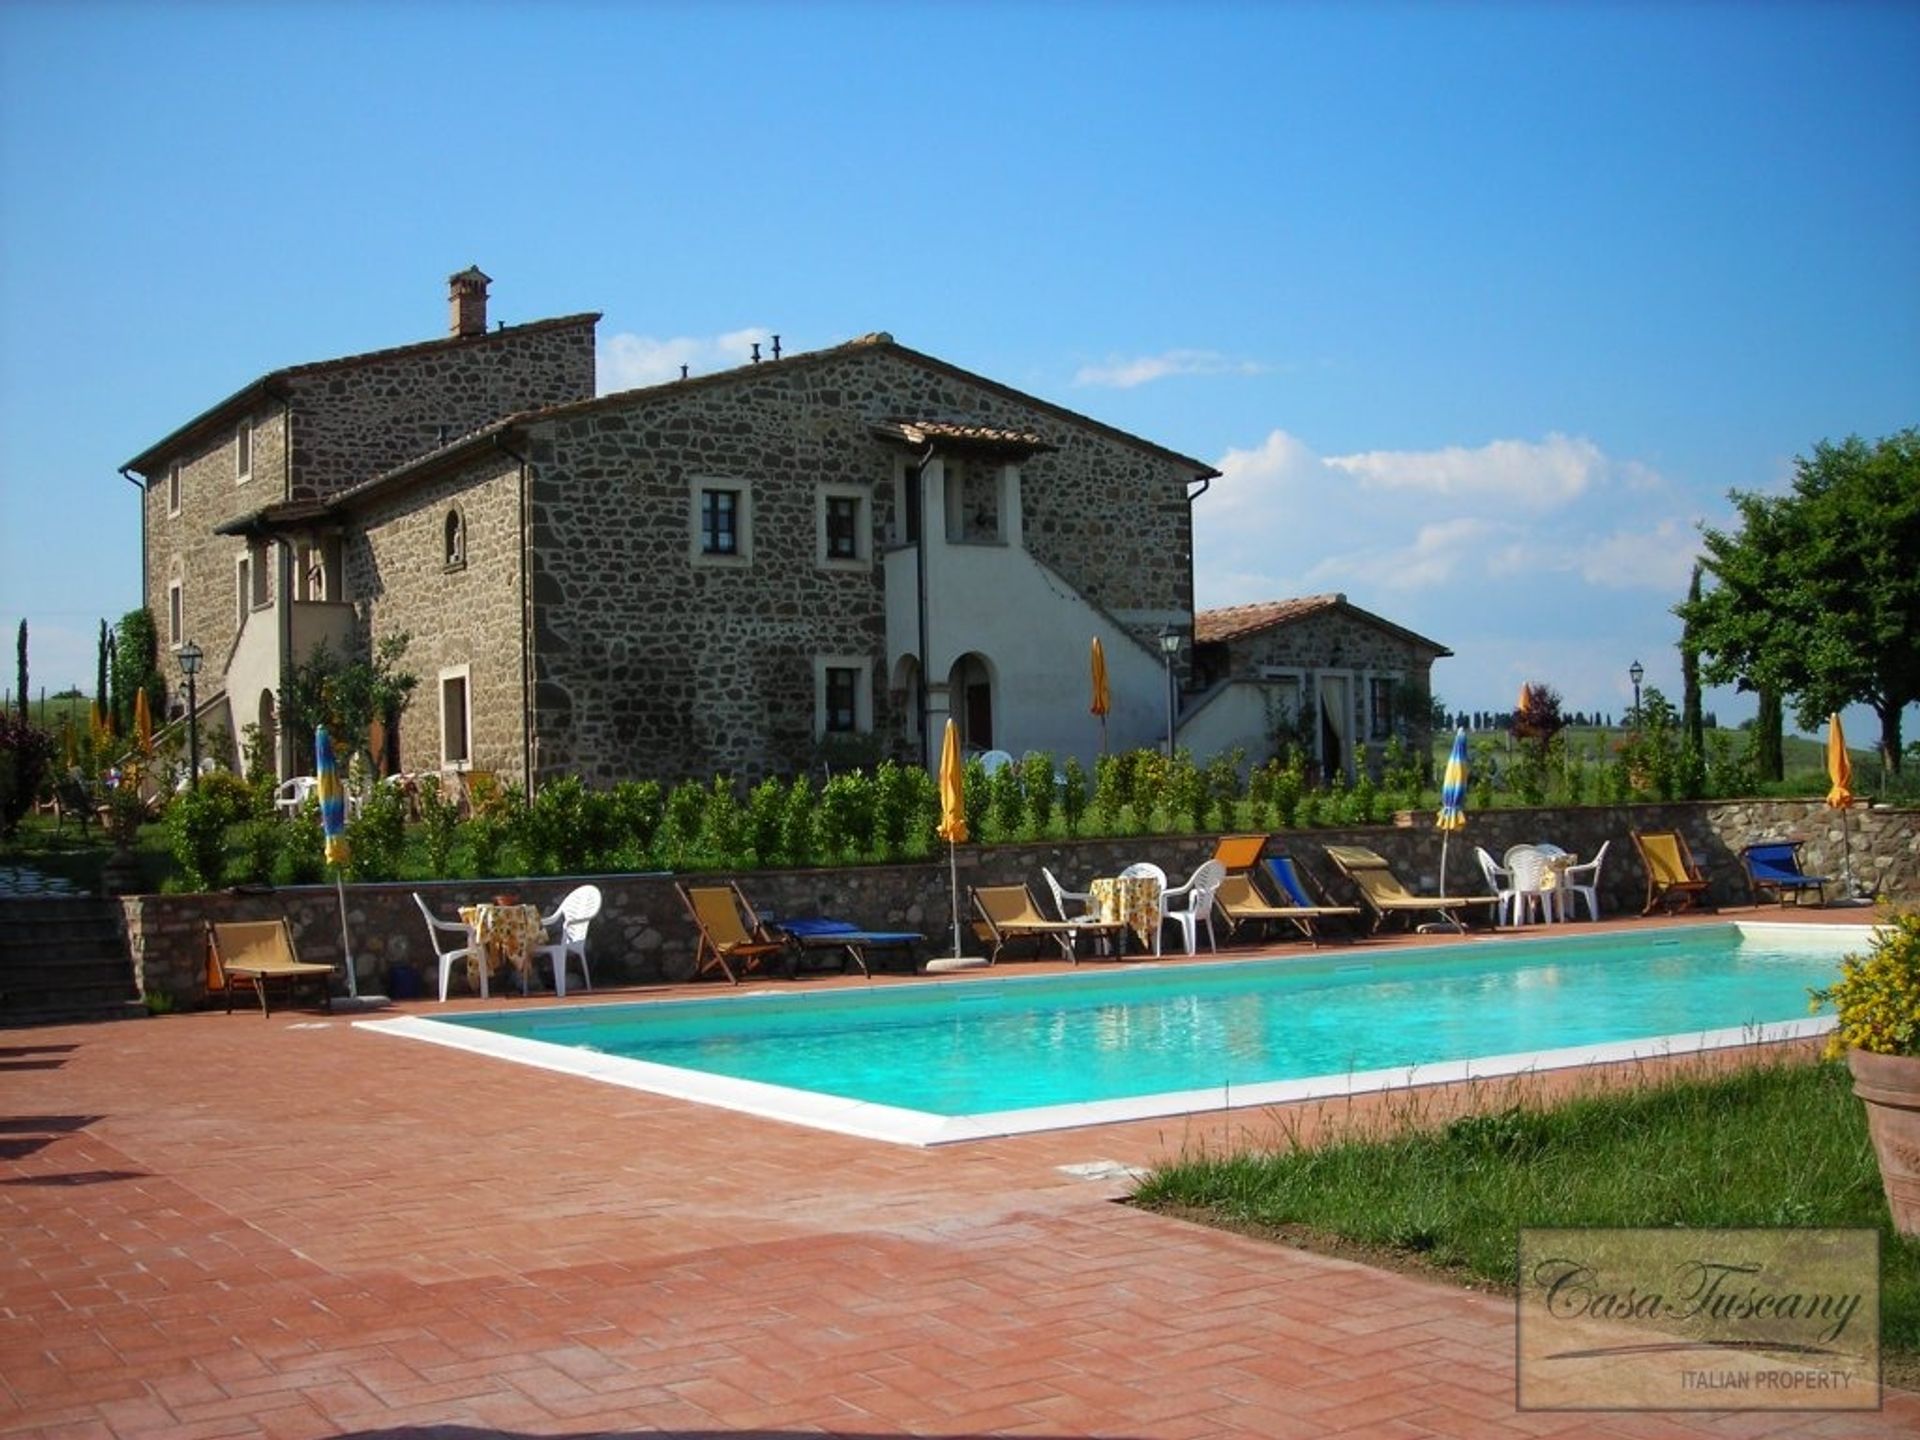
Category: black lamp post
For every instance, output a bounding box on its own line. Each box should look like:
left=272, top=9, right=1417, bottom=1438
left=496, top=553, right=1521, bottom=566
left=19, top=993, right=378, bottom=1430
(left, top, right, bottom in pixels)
left=1628, top=659, right=1644, bottom=727
left=178, top=641, right=203, bottom=790
left=1159, top=629, right=1182, bottom=758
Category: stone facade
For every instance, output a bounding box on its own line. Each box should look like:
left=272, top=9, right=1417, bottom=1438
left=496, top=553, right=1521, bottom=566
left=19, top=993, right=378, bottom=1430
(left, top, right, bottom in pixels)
left=123, top=799, right=1920, bottom=1008
left=127, top=305, right=596, bottom=739
left=348, top=455, right=528, bottom=780
left=353, top=337, right=1207, bottom=788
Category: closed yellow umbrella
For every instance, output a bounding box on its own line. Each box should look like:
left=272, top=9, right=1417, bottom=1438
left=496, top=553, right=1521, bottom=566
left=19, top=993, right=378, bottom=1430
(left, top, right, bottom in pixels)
left=1090, top=637, right=1110, bottom=752
left=1827, top=713, right=1864, bottom=903
left=1826, top=713, right=1853, bottom=809
left=937, top=717, right=967, bottom=844
left=934, top=718, right=980, bottom=964
left=134, top=687, right=153, bottom=758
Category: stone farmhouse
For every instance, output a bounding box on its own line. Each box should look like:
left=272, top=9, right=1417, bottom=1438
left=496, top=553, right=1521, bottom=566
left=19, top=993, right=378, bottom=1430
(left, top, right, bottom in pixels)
left=1181, top=595, right=1451, bottom=783
left=123, top=270, right=1238, bottom=789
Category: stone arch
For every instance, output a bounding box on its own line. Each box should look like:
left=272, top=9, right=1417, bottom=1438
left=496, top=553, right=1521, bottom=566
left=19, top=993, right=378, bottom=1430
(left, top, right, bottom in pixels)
left=947, top=652, right=997, bottom=753
left=443, top=508, right=465, bottom=567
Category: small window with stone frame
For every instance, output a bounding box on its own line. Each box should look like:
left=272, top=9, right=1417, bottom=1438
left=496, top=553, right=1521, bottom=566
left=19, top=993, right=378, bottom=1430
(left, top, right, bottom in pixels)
left=825, top=495, right=862, bottom=560
left=700, top=488, right=740, bottom=556
left=167, top=580, right=183, bottom=647
left=1368, top=676, right=1397, bottom=741
left=235, top=418, right=253, bottom=484
left=444, top=509, right=466, bottom=569
left=824, top=666, right=860, bottom=734
left=167, top=464, right=181, bottom=517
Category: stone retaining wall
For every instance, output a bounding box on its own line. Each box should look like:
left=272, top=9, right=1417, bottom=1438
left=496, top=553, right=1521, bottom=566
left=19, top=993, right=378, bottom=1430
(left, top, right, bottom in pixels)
left=123, top=798, right=1919, bottom=1007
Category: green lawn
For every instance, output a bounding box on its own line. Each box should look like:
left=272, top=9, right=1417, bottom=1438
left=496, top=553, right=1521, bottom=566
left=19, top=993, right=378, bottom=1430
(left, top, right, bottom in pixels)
left=1135, top=1058, right=1920, bottom=1385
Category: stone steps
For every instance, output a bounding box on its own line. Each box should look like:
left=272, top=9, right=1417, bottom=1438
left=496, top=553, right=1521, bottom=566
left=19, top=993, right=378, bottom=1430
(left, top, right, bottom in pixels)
left=0, top=898, right=145, bottom=1027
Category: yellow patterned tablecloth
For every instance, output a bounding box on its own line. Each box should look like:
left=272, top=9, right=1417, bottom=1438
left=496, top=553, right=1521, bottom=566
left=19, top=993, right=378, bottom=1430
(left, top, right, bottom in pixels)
left=1089, top=876, right=1162, bottom=952
left=459, top=903, right=545, bottom=985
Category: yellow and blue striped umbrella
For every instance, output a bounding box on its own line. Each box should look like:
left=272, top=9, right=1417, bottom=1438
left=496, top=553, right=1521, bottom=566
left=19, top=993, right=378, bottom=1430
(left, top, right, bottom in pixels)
left=1436, top=726, right=1469, bottom=900
left=315, top=725, right=351, bottom=869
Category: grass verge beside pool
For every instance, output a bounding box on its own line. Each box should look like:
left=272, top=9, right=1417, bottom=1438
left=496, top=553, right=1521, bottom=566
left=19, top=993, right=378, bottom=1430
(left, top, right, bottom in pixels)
left=1135, top=1057, right=1920, bottom=1387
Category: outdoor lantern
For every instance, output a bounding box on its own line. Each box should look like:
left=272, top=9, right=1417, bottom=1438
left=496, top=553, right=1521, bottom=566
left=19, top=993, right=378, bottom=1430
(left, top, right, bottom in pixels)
left=178, top=640, right=203, bottom=790
left=1159, top=629, right=1182, bottom=758
left=1628, top=659, right=1644, bottom=724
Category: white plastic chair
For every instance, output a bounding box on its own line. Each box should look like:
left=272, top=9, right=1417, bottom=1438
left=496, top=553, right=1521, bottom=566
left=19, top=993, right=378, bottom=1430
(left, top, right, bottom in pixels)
left=533, top=885, right=601, bottom=999
left=1118, top=861, right=1169, bottom=955
left=1474, top=847, right=1517, bottom=927
left=1549, top=840, right=1608, bottom=922
left=1163, top=860, right=1226, bottom=955
left=1041, top=866, right=1106, bottom=954
left=272, top=776, right=317, bottom=815
left=413, top=892, right=487, bottom=1001
left=1504, top=846, right=1559, bottom=925
left=979, top=749, right=1015, bottom=776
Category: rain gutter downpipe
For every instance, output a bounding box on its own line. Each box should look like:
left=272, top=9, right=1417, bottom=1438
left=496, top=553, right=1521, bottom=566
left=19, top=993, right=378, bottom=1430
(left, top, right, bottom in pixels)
left=912, top=440, right=936, bottom=770
left=493, top=430, right=535, bottom=795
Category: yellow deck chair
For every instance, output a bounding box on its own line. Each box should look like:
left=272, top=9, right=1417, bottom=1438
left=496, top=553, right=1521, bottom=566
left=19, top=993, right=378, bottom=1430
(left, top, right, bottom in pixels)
left=205, top=919, right=336, bottom=1017
left=969, top=884, right=1123, bottom=965
left=1630, top=830, right=1713, bottom=914
left=1322, top=844, right=1500, bottom=933
left=678, top=882, right=793, bottom=984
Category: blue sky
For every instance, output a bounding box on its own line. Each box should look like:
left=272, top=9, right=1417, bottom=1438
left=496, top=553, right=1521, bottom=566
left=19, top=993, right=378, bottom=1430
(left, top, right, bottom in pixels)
left=2, top=1, right=1915, bottom=743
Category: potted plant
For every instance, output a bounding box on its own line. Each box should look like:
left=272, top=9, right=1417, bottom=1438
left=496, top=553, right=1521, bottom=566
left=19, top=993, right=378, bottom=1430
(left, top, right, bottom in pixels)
left=1812, top=911, right=1920, bottom=1235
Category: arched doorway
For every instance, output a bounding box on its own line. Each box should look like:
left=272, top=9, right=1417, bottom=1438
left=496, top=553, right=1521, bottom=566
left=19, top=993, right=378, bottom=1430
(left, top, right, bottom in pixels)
left=948, top=653, right=994, bottom=753
left=890, top=654, right=923, bottom=755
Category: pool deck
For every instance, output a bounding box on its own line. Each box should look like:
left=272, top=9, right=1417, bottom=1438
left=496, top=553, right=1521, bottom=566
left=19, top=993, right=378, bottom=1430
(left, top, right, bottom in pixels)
left=4, top=903, right=1914, bottom=1438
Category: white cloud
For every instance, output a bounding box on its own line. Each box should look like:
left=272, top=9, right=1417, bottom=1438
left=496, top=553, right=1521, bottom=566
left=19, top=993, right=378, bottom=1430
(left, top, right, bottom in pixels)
left=1574, top=519, right=1703, bottom=590
left=1305, top=517, right=1507, bottom=592
left=1321, top=432, right=1605, bottom=511
left=1073, top=348, right=1264, bottom=389
left=597, top=327, right=772, bottom=392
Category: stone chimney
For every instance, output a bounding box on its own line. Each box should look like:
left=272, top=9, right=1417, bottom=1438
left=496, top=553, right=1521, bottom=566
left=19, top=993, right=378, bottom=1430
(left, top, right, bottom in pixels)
left=448, top=266, right=491, bottom=338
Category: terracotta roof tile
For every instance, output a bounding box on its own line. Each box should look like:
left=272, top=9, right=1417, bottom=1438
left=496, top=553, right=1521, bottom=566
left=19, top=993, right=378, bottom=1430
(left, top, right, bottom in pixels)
left=875, top=419, right=1056, bottom=450
left=1193, top=595, right=1345, bottom=645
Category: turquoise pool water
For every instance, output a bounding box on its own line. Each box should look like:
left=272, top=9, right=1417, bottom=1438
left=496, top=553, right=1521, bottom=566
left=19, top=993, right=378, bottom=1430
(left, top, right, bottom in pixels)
left=427, top=923, right=1858, bottom=1120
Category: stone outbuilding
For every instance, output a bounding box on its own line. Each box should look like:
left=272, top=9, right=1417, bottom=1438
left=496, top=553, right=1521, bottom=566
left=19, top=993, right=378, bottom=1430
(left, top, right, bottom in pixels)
left=1177, top=594, right=1451, bottom=780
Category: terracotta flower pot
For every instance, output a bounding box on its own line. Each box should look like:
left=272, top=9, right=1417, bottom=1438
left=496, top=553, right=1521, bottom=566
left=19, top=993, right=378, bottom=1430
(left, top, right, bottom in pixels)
left=1848, top=1048, right=1920, bottom=1236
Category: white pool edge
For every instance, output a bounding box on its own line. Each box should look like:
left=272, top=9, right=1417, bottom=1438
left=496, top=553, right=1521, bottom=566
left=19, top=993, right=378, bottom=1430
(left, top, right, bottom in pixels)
left=357, top=919, right=1873, bottom=1147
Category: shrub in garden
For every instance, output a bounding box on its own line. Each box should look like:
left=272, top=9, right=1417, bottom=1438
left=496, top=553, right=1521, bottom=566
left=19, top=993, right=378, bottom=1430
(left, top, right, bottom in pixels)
left=279, top=795, right=326, bottom=884
left=608, top=779, right=664, bottom=864
left=779, top=776, right=817, bottom=867
left=1060, top=757, right=1088, bottom=837
left=962, top=757, right=989, bottom=841
left=196, top=770, right=260, bottom=823
left=988, top=760, right=1024, bottom=840
left=1346, top=772, right=1378, bottom=826
left=165, top=783, right=245, bottom=890
left=416, top=776, right=460, bottom=878
left=345, top=783, right=407, bottom=881
left=747, top=777, right=789, bottom=867
left=698, top=776, right=748, bottom=869
left=0, top=712, right=56, bottom=839
left=234, top=816, right=282, bottom=886
left=660, top=781, right=709, bottom=868
left=1161, top=750, right=1206, bottom=833
left=1092, top=753, right=1125, bottom=833
left=817, top=770, right=876, bottom=863
left=1204, top=750, right=1244, bottom=832
left=872, top=760, right=925, bottom=858
left=1021, top=751, right=1056, bottom=834
left=1811, top=910, right=1920, bottom=1058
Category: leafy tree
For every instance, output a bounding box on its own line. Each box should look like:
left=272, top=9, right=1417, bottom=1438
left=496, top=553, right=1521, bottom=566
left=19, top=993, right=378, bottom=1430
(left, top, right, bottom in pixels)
left=1682, top=429, right=1920, bottom=776
left=281, top=632, right=418, bottom=765
left=112, top=610, right=164, bottom=740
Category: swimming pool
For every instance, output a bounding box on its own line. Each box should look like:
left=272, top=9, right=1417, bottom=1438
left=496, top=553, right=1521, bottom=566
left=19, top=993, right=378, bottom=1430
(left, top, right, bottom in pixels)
left=363, top=921, right=1873, bottom=1145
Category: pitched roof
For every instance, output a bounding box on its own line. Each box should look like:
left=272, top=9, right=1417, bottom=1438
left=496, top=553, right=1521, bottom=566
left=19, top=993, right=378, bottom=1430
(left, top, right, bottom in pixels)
left=1195, top=593, right=1452, bottom=656
left=119, top=312, right=601, bottom=478
left=320, top=330, right=1220, bottom=519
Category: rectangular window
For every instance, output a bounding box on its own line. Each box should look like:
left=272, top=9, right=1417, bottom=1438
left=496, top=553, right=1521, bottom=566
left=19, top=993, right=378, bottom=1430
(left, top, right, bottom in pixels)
left=236, top=418, right=253, bottom=483
left=235, top=555, right=251, bottom=625
left=167, top=465, right=181, bottom=516
left=1369, top=677, right=1395, bottom=741
left=249, top=539, right=271, bottom=609
left=825, top=666, right=859, bottom=733
left=167, top=581, right=183, bottom=646
left=825, top=496, right=860, bottom=558
left=440, top=668, right=471, bottom=768
left=700, top=489, right=738, bottom=555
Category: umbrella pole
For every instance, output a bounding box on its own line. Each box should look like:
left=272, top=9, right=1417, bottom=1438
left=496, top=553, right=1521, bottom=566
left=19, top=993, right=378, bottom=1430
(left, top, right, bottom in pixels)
left=334, top=869, right=358, bottom=999
left=949, top=837, right=963, bottom=958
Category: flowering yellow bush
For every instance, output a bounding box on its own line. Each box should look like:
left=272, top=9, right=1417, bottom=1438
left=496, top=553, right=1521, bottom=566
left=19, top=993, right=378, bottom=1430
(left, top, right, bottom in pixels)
left=1811, top=911, right=1920, bottom=1059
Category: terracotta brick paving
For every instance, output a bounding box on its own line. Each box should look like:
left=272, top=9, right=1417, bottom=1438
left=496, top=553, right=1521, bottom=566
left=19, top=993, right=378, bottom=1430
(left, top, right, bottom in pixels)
left=2, top=907, right=1914, bottom=1437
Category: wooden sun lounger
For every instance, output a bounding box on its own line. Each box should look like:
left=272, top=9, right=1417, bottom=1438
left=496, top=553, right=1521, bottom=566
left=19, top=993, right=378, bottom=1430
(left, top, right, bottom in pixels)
left=1215, top=874, right=1341, bottom=946
left=678, top=882, right=794, bottom=984
left=970, top=884, right=1124, bottom=965
left=206, top=920, right=335, bottom=1017
left=1631, top=830, right=1715, bottom=914
left=1322, top=845, right=1500, bottom=933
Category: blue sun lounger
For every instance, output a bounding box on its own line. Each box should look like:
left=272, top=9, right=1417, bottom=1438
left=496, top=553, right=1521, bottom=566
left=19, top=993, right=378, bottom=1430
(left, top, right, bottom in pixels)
left=774, top=917, right=924, bottom=976
left=1739, top=840, right=1829, bottom=907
